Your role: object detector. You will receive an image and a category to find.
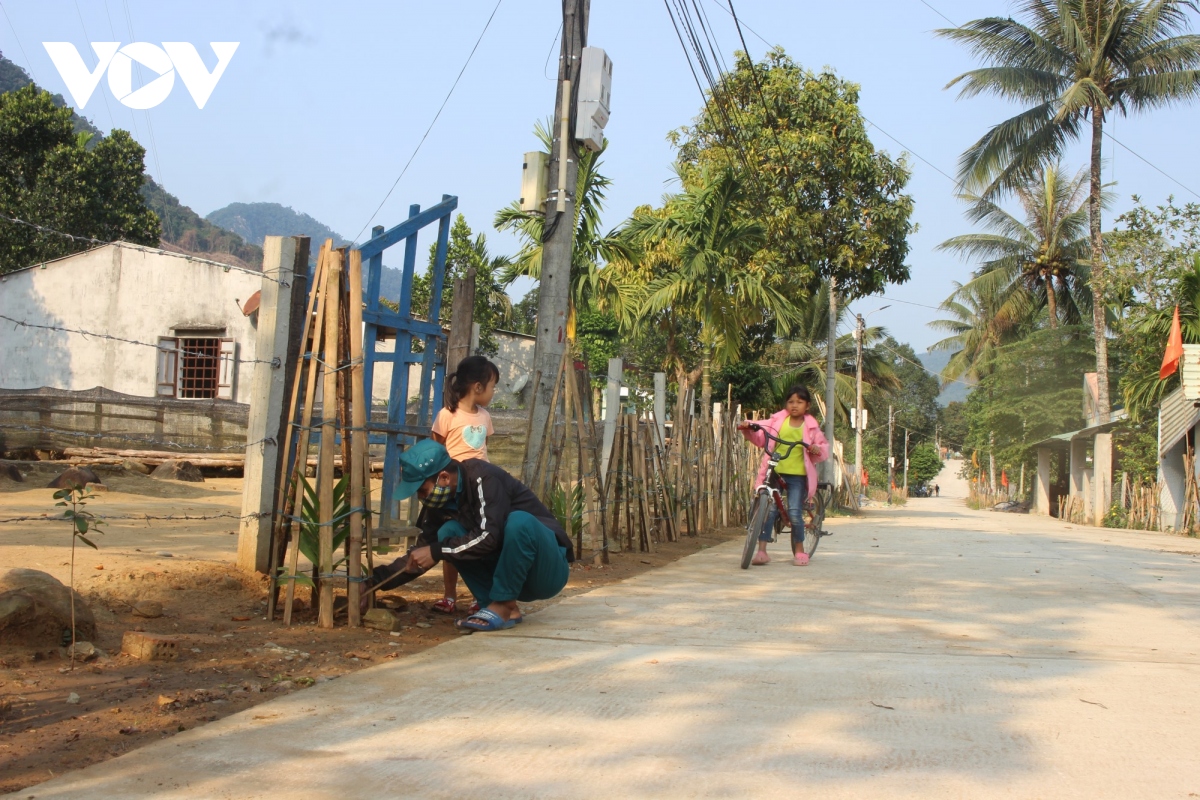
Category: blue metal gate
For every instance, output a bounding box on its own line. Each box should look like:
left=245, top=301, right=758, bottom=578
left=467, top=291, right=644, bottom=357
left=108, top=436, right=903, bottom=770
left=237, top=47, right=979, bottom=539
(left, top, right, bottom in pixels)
left=357, top=194, right=458, bottom=530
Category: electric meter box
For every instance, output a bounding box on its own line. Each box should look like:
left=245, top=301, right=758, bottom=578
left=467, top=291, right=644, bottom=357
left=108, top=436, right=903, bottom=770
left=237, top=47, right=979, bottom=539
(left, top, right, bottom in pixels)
left=576, top=46, right=612, bottom=152
left=520, top=150, right=549, bottom=212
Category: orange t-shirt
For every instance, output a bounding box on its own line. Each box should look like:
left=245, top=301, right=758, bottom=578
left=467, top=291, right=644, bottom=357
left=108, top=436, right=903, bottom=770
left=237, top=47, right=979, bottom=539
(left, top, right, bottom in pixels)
left=431, top=406, right=494, bottom=462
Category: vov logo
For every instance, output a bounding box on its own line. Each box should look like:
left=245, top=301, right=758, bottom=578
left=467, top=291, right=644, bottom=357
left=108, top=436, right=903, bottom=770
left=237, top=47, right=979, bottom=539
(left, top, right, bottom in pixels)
left=42, top=42, right=239, bottom=110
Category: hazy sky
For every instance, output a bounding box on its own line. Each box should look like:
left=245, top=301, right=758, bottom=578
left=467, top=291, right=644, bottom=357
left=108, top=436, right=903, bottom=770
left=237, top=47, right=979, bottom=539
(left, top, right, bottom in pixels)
left=5, top=0, right=1200, bottom=353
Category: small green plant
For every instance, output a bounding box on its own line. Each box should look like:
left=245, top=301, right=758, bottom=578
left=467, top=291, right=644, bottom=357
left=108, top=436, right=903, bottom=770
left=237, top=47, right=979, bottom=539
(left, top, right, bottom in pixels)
left=277, top=474, right=373, bottom=590
left=53, top=483, right=104, bottom=670
left=548, top=483, right=585, bottom=543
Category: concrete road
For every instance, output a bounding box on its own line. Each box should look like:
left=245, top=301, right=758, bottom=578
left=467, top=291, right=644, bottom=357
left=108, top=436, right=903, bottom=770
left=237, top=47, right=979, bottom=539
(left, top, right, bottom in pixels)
left=21, top=499, right=1200, bottom=799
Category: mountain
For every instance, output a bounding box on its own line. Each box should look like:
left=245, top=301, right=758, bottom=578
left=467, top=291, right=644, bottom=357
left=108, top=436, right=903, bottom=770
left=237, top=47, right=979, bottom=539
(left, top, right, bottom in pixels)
left=918, top=349, right=972, bottom=406
left=0, top=52, right=263, bottom=269
left=206, top=202, right=351, bottom=252
left=206, top=202, right=406, bottom=297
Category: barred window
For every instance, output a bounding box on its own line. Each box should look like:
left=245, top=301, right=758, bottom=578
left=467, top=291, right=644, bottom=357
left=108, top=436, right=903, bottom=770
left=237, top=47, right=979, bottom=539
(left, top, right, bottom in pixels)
left=156, top=336, right=236, bottom=400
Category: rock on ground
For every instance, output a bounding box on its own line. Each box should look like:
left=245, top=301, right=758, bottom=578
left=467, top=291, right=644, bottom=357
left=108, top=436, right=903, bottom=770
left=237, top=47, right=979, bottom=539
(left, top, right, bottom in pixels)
left=0, top=568, right=95, bottom=647
left=1, top=463, right=24, bottom=482
left=150, top=460, right=204, bottom=483
left=46, top=467, right=102, bottom=489
left=122, top=459, right=151, bottom=475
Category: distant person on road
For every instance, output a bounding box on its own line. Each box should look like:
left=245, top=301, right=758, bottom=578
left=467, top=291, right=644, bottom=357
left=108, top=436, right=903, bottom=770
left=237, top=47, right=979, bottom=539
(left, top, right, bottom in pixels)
left=366, top=440, right=574, bottom=632
left=935, top=483, right=940, bottom=497
left=738, top=385, right=829, bottom=567
left=428, top=356, right=500, bottom=616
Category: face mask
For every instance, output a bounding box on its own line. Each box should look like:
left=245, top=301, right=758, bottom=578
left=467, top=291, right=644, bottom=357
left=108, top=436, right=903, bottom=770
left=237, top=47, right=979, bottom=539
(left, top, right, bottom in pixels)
left=422, top=481, right=456, bottom=509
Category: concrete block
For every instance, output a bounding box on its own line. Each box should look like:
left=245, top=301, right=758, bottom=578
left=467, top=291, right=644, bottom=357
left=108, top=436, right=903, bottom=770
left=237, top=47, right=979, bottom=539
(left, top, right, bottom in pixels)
left=122, top=631, right=179, bottom=661
left=363, top=608, right=402, bottom=632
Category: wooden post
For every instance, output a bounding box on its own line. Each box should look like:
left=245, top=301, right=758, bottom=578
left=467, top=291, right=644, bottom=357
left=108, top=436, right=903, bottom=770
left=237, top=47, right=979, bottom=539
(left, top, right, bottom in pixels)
left=446, top=268, right=476, bottom=376
left=282, top=241, right=332, bottom=626
left=317, top=251, right=343, bottom=629
left=346, top=250, right=368, bottom=627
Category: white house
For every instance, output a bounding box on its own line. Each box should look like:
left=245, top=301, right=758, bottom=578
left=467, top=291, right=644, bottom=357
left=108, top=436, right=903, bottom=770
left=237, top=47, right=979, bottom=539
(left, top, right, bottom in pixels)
left=0, top=242, right=269, bottom=453
left=0, top=242, right=263, bottom=403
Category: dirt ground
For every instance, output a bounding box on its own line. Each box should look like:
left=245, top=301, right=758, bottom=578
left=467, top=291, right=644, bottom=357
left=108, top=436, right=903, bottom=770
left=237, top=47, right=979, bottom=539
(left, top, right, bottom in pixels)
left=0, top=462, right=741, bottom=795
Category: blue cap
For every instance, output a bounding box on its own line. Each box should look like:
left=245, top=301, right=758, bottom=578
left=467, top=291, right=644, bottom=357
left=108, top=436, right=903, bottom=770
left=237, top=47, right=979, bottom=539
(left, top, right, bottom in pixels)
left=392, top=439, right=453, bottom=501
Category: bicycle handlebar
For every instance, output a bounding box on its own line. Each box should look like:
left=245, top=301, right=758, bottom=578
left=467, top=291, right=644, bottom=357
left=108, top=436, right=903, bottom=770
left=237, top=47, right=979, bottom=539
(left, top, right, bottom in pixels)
left=744, top=422, right=807, bottom=461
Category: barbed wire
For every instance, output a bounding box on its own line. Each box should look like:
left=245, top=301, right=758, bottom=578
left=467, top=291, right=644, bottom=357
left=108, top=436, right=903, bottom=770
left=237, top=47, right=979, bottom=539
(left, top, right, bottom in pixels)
left=0, top=313, right=280, bottom=367
left=0, top=212, right=291, bottom=287
left=0, top=423, right=275, bottom=452
left=0, top=511, right=270, bottom=525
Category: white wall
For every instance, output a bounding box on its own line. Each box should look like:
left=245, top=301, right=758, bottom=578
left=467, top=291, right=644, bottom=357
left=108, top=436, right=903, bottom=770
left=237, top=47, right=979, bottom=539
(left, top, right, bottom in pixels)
left=0, top=244, right=263, bottom=404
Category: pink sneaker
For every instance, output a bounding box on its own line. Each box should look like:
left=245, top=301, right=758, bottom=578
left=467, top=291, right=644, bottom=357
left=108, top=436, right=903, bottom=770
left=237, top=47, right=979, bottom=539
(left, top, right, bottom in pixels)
left=751, top=549, right=771, bottom=565
left=793, top=553, right=809, bottom=566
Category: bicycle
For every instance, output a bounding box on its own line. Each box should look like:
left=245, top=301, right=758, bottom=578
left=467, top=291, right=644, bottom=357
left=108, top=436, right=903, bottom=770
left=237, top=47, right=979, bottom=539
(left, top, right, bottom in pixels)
left=740, top=424, right=833, bottom=570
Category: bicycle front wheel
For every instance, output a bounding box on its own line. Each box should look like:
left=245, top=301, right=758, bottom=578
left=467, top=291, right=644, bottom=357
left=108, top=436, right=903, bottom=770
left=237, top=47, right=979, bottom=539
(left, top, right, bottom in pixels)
left=742, top=493, right=771, bottom=569
left=802, top=485, right=829, bottom=558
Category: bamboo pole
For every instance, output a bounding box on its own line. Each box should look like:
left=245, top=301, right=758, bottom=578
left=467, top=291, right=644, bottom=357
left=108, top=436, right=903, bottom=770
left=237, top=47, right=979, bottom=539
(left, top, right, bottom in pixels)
left=534, top=351, right=570, bottom=500
left=346, top=249, right=368, bottom=627
left=282, top=241, right=332, bottom=626
left=566, top=364, right=605, bottom=559
left=265, top=243, right=326, bottom=620
left=317, top=250, right=342, bottom=629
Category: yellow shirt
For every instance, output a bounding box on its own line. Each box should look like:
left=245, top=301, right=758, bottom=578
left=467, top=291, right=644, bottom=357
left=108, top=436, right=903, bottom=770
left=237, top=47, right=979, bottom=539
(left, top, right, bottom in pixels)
left=775, top=417, right=808, bottom=476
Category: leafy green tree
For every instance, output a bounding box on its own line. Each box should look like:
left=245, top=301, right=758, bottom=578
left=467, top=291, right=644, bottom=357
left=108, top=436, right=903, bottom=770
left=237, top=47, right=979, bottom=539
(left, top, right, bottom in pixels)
left=713, top=361, right=775, bottom=412
left=574, top=310, right=620, bottom=376
left=621, top=168, right=797, bottom=412
left=0, top=85, right=158, bottom=272
left=940, top=163, right=1095, bottom=330
left=907, top=442, right=944, bottom=488
left=671, top=50, right=915, bottom=304
left=510, top=288, right=539, bottom=336
left=414, top=214, right=512, bottom=357
left=940, top=0, right=1200, bottom=420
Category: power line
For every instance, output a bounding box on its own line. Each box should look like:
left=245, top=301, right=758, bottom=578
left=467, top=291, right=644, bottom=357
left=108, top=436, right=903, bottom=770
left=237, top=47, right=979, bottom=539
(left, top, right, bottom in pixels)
left=353, top=0, right=503, bottom=244
left=916, top=0, right=957, bottom=27
left=0, top=211, right=290, bottom=285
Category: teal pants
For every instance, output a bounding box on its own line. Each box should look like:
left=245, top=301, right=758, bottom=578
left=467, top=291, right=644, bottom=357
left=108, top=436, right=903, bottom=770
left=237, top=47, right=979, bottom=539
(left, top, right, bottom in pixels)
left=437, top=511, right=569, bottom=607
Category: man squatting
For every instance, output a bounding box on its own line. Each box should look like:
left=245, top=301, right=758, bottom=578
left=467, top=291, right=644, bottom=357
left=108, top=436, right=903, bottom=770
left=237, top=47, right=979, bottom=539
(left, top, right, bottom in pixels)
left=365, top=440, right=574, bottom=632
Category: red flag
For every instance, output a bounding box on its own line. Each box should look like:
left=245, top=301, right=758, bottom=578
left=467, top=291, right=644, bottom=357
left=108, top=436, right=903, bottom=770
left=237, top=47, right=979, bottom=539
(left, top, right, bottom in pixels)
left=1161, top=306, right=1184, bottom=379
left=1001, top=469, right=1009, bottom=488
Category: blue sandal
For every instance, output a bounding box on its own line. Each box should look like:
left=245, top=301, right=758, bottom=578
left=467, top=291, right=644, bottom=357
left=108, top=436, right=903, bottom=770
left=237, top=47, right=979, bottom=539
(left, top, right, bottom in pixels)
left=455, top=608, right=516, bottom=632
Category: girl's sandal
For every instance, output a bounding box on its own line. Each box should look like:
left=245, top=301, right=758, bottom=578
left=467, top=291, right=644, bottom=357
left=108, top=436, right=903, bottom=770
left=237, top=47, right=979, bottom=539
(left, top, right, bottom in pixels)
left=431, top=597, right=457, bottom=614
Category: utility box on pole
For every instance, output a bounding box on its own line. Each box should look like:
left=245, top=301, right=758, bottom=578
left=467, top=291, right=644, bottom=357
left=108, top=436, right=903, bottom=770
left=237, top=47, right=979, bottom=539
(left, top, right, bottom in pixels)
left=520, top=151, right=549, bottom=213
left=576, top=46, right=611, bottom=152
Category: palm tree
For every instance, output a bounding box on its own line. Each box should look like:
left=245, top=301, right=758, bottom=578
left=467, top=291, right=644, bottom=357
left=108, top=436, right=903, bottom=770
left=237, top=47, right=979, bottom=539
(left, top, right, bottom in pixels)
left=939, top=0, right=1200, bottom=419
left=940, top=163, right=1095, bottom=330
left=621, top=168, right=799, bottom=412
left=929, top=279, right=1018, bottom=386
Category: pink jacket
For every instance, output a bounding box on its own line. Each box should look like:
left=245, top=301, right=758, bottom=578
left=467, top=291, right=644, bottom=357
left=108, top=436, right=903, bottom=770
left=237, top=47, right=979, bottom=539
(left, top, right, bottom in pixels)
left=740, top=409, right=830, bottom=499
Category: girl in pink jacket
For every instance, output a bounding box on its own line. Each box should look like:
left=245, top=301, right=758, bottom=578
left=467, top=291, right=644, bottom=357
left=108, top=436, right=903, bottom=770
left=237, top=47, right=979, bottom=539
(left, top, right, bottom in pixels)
left=737, top=385, right=830, bottom=566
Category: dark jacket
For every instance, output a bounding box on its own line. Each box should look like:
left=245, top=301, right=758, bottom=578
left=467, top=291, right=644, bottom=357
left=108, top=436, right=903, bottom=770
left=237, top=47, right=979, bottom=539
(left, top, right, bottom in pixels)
left=369, top=459, right=571, bottom=593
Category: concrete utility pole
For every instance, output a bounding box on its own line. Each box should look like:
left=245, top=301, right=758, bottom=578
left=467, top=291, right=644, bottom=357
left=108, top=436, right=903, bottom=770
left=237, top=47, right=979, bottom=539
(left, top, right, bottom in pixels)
left=854, top=313, right=864, bottom=497
left=989, top=430, right=996, bottom=491
left=522, top=0, right=590, bottom=485
left=887, top=404, right=894, bottom=504
left=903, top=428, right=910, bottom=492
left=825, top=277, right=838, bottom=482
